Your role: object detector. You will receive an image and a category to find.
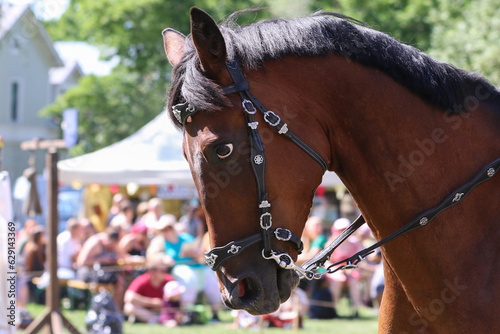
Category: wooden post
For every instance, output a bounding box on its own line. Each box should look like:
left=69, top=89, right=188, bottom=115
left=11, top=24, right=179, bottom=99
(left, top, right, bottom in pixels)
left=22, top=141, right=81, bottom=334
left=0, top=135, right=3, bottom=171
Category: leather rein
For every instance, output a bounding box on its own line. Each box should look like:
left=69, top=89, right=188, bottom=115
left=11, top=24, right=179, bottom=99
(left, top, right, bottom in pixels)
left=172, top=56, right=500, bottom=280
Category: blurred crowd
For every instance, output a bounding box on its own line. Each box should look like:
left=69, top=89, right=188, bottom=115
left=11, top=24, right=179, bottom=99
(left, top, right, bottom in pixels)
left=15, top=193, right=385, bottom=329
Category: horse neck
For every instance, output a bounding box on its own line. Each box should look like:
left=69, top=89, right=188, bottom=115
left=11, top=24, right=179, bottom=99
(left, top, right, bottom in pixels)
left=257, top=54, right=500, bottom=233
left=285, top=52, right=500, bottom=275
left=314, top=55, right=499, bottom=226
left=297, top=55, right=500, bottom=325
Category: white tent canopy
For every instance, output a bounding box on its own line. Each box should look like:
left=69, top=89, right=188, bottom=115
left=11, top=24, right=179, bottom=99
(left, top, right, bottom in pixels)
left=58, top=111, right=343, bottom=187
left=58, top=111, right=194, bottom=186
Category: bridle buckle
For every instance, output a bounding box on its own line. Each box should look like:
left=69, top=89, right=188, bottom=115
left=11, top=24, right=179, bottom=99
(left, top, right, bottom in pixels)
left=259, top=212, right=272, bottom=229
left=242, top=99, right=257, bottom=114
left=263, top=110, right=281, bottom=126
left=274, top=228, right=292, bottom=241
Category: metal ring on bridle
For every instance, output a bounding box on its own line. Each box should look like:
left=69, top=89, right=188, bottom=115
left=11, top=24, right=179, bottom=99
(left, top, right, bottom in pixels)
left=261, top=250, right=316, bottom=280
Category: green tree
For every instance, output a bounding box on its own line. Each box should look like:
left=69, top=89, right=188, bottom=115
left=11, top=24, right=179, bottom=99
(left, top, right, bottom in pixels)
left=41, top=65, right=165, bottom=156
left=311, top=0, right=438, bottom=50
left=43, top=0, right=268, bottom=155
left=428, top=0, right=500, bottom=85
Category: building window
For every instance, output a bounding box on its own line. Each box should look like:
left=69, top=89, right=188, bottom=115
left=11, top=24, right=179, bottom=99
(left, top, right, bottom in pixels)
left=11, top=82, right=19, bottom=122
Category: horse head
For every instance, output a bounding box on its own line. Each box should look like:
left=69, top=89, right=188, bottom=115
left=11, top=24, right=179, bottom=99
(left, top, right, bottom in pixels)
left=163, top=8, right=329, bottom=314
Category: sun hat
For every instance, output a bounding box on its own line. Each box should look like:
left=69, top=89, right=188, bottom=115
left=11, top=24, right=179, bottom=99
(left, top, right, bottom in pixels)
left=164, top=280, right=186, bottom=299
left=147, top=256, right=168, bottom=270
left=332, top=218, right=350, bottom=232
left=130, top=221, right=148, bottom=234
left=151, top=214, right=176, bottom=230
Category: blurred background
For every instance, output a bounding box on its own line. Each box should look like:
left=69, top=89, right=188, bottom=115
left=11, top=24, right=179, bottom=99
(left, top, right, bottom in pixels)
left=0, top=0, right=498, bottom=333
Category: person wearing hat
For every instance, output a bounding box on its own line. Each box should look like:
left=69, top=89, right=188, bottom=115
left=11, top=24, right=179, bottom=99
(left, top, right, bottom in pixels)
left=296, top=216, right=328, bottom=265
left=145, top=214, right=176, bottom=266
left=117, top=221, right=150, bottom=260
left=325, top=218, right=363, bottom=318
left=124, top=257, right=173, bottom=324
left=160, top=280, right=186, bottom=327
left=146, top=214, right=222, bottom=322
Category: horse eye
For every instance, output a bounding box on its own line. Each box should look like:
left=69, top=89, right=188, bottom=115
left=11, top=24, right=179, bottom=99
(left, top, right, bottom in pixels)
left=215, top=143, right=233, bottom=159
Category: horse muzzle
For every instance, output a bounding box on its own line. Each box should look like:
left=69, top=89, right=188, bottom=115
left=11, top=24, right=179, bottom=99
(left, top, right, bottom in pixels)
left=218, top=262, right=300, bottom=315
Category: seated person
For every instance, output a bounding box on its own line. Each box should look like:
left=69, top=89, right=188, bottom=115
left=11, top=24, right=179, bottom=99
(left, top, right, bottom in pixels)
left=35, top=219, right=85, bottom=290
left=296, top=216, right=327, bottom=265
left=160, top=280, right=186, bottom=327
left=146, top=214, right=176, bottom=267
left=117, top=221, right=149, bottom=261
left=152, top=215, right=222, bottom=321
left=76, top=227, right=121, bottom=268
left=124, top=258, right=173, bottom=324
left=57, top=218, right=84, bottom=279
left=76, top=227, right=123, bottom=309
left=23, top=226, right=46, bottom=304
left=326, top=218, right=363, bottom=318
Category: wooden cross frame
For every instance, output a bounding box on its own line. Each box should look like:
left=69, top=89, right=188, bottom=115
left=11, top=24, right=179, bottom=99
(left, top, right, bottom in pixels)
left=20, top=139, right=81, bottom=334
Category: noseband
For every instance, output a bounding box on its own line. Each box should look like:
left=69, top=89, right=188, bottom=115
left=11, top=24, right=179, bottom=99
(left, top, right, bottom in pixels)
left=173, top=56, right=500, bottom=280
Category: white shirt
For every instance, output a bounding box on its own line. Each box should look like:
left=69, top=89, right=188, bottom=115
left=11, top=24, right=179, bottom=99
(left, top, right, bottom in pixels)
left=57, top=230, right=80, bottom=270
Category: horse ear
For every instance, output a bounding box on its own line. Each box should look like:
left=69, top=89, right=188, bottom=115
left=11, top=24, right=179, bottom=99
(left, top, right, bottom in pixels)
left=190, top=7, right=227, bottom=78
left=163, top=28, right=186, bottom=67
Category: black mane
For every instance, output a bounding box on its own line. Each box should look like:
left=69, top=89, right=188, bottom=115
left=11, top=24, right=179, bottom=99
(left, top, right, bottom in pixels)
left=168, top=11, right=500, bottom=126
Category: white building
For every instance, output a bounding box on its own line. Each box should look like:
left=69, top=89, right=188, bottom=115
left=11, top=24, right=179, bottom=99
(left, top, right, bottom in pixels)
left=0, top=4, right=82, bottom=184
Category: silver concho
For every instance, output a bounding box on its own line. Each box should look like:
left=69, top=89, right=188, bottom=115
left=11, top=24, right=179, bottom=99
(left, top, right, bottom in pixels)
left=228, top=244, right=241, bottom=255
left=254, top=154, right=264, bottom=164
left=419, top=217, right=428, bottom=226
left=487, top=168, right=496, bottom=178
left=452, top=192, right=464, bottom=202
left=205, top=253, right=218, bottom=268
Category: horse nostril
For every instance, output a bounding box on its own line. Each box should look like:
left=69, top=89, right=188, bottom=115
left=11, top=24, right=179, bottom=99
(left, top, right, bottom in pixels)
left=238, top=279, right=245, bottom=297
left=235, top=276, right=260, bottom=303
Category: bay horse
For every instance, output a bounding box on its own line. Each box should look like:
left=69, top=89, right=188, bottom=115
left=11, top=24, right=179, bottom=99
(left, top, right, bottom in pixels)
left=162, top=7, right=500, bottom=333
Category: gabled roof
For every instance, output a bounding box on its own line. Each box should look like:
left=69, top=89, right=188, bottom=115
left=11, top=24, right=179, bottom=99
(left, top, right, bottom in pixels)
left=0, top=3, right=27, bottom=40
left=0, top=3, right=63, bottom=67
left=50, top=60, right=84, bottom=85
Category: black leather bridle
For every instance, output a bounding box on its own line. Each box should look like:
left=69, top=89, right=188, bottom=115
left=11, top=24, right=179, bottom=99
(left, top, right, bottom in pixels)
left=172, top=55, right=500, bottom=280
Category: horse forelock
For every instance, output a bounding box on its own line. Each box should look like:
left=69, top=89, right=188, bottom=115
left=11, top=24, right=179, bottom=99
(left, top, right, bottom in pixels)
left=167, top=10, right=500, bottom=126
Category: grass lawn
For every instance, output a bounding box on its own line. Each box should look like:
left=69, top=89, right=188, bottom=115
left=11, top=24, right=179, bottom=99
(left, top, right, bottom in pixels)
left=22, top=298, right=378, bottom=334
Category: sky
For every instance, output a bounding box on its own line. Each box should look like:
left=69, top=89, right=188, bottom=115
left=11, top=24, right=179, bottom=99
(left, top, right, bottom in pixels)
left=54, top=42, right=120, bottom=76
left=7, top=0, right=69, bottom=20
left=6, top=0, right=119, bottom=75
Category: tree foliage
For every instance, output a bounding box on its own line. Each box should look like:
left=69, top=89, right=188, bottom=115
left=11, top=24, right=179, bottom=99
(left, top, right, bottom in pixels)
left=43, top=0, right=268, bottom=155
left=43, top=0, right=499, bottom=156
left=311, top=0, right=498, bottom=86
left=428, top=0, right=500, bottom=85
left=41, top=65, right=165, bottom=156
left=45, top=0, right=269, bottom=74
left=311, top=0, right=438, bottom=50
